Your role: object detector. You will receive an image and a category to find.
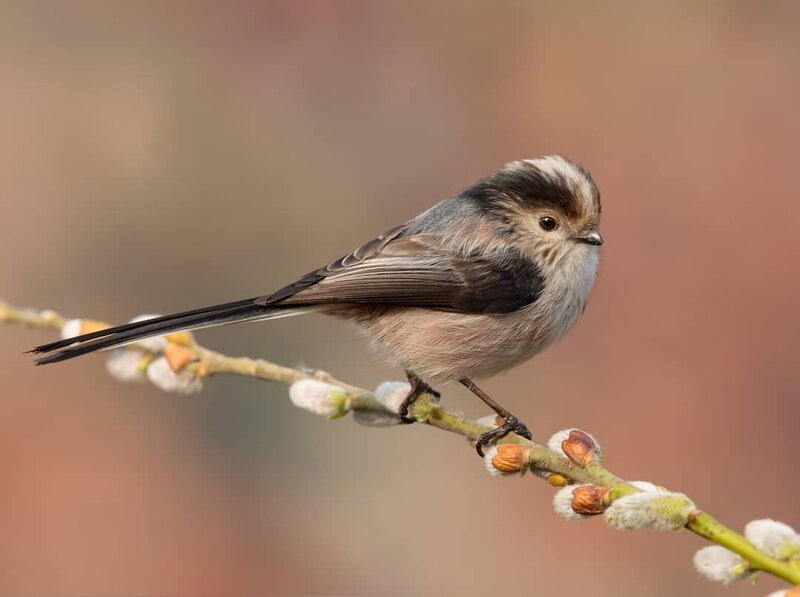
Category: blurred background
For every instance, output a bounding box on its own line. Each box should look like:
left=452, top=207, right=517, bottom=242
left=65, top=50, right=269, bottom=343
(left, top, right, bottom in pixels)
left=1, top=1, right=799, bottom=595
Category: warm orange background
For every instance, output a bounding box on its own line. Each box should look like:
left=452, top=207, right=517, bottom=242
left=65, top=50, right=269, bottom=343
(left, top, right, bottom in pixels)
left=1, top=2, right=798, bottom=595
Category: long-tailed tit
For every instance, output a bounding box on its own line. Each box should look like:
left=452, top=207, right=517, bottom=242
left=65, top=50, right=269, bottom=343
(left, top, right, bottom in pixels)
left=32, top=156, right=603, bottom=455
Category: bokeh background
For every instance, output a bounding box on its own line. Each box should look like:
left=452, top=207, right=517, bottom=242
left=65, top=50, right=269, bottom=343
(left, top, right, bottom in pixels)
left=1, top=1, right=799, bottom=595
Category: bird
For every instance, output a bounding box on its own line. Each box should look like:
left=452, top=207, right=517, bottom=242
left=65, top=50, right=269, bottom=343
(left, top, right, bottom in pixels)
left=31, top=155, right=603, bottom=455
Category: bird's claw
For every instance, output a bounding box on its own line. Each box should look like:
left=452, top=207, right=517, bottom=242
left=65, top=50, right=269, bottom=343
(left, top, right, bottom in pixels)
left=397, top=384, right=440, bottom=424
left=475, top=414, right=532, bottom=457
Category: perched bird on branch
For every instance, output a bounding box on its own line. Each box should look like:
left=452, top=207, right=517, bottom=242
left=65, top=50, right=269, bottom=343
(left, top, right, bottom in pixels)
left=31, top=156, right=603, bottom=455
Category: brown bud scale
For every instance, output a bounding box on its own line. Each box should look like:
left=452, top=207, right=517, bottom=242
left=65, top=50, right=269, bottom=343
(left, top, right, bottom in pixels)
left=80, top=320, right=111, bottom=335
left=164, top=331, right=194, bottom=346
left=571, top=485, right=608, bottom=515
left=562, top=429, right=599, bottom=467
left=164, top=343, right=196, bottom=372
left=491, top=444, right=530, bottom=473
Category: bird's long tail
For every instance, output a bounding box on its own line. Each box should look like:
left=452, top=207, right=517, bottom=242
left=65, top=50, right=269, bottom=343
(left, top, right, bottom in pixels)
left=30, top=297, right=307, bottom=365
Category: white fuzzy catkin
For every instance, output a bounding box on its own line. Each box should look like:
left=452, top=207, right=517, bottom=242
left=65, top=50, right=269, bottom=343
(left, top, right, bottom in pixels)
left=373, top=381, right=411, bottom=415
left=59, top=319, right=82, bottom=339
left=552, top=485, right=590, bottom=521
left=289, top=379, right=348, bottom=418
left=764, top=591, right=789, bottom=597
left=351, top=410, right=400, bottom=427
left=127, top=314, right=168, bottom=352
left=629, top=481, right=666, bottom=494
left=604, top=491, right=696, bottom=531
left=105, top=349, right=148, bottom=382
left=546, top=429, right=571, bottom=456
left=693, top=545, right=749, bottom=584
left=146, top=356, right=203, bottom=394
left=352, top=382, right=410, bottom=426
left=475, top=414, right=500, bottom=428
left=744, top=519, right=799, bottom=558
left=482, top=446, right=516, bottom=478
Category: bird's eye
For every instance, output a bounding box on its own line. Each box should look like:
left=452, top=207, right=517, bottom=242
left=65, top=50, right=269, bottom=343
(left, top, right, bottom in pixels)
left=539, top=216, right=558, bottom=231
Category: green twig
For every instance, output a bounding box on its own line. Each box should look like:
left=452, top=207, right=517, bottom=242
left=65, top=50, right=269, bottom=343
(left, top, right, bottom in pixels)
left=2, top=297, right=797, bottom=589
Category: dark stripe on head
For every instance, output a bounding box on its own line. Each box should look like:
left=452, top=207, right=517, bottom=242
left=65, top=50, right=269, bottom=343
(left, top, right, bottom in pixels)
left=463, top=156, right=599, bottom=219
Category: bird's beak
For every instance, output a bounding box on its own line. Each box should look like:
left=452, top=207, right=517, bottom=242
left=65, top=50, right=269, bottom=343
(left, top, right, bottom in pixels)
left=575, top=230, right=604, bottom=246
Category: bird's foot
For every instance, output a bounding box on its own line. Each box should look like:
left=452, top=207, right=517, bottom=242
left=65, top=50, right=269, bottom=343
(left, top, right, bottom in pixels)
left=475, top=414, right=532, bottom=457
left=398, top=378, right=440, bottom=424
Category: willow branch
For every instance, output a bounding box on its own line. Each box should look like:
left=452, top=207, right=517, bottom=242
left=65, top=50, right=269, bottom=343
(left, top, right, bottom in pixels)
left=2, top=297, right=798, bottom=590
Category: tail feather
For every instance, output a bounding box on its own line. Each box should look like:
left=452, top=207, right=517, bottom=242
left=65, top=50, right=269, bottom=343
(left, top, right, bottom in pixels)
left=32, top=297, right=304, bottom=365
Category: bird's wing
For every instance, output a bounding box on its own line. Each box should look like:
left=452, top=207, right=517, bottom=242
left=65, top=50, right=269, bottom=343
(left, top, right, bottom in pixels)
left=31, top=222, right=544, bottom=365
left=258, top=224, right=543, bottom=314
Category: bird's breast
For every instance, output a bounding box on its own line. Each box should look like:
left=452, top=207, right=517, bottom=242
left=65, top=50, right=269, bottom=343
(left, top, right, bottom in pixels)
left=350, top=306, right=548, bottom=382
left=538, top=247, right=599, bottom=344
left=342, top=248, right=599, bottom=383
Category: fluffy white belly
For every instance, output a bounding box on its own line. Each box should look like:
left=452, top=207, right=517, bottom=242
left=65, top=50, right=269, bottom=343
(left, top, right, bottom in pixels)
left=354, top=248, right=598, bottom=382
left=355, top=307, right=544, bottom=381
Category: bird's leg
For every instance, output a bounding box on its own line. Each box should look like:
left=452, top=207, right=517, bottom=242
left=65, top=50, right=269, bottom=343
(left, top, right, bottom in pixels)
left=398, top=370, right=440, bottom=424
left=460, top=378, right=532, bottom=457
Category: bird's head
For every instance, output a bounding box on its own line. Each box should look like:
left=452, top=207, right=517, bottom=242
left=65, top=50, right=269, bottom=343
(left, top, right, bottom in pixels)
left=468, top=155, right=602, bottom=273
